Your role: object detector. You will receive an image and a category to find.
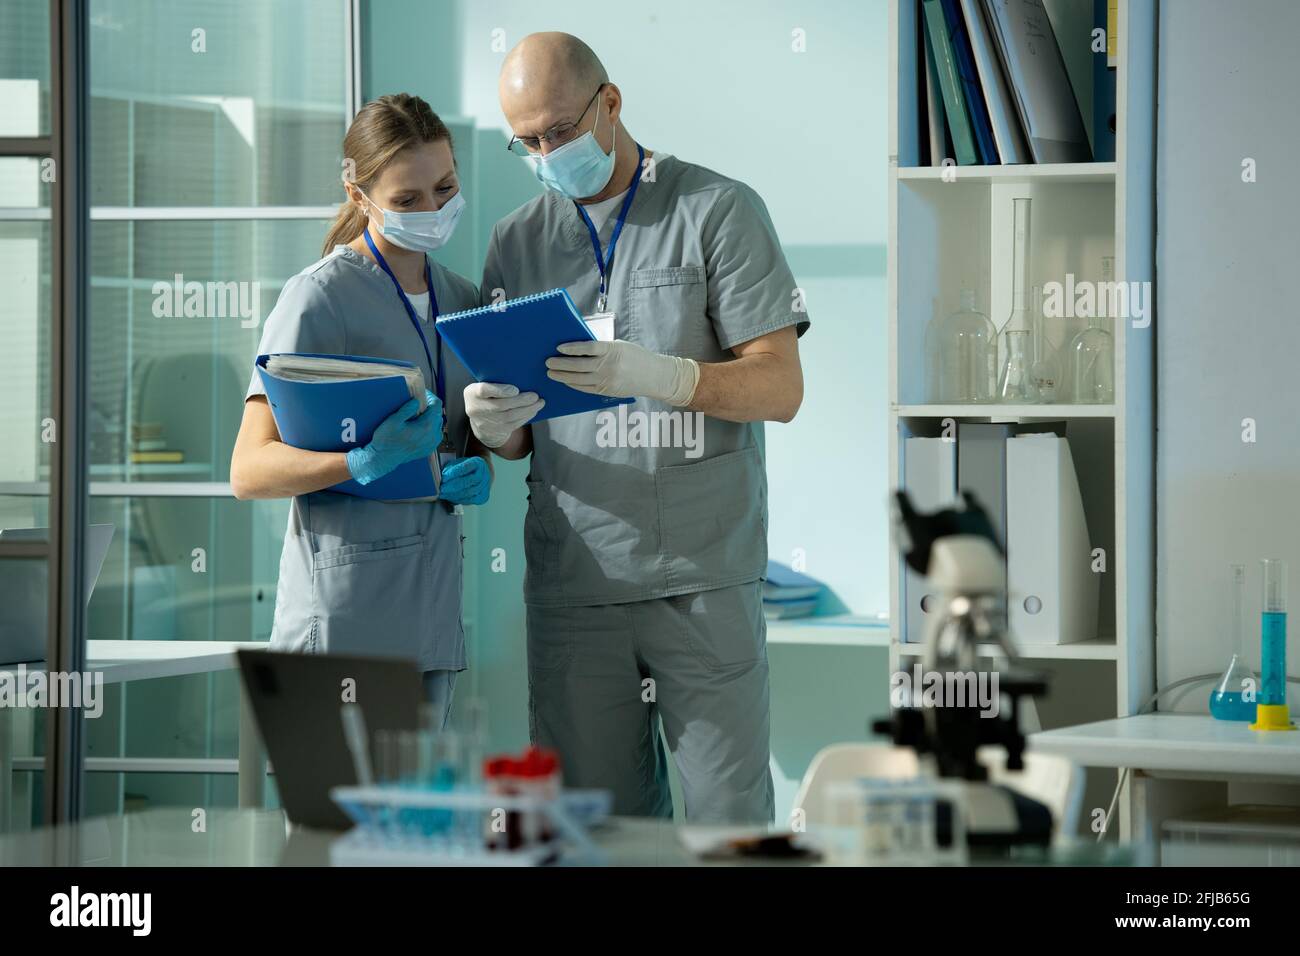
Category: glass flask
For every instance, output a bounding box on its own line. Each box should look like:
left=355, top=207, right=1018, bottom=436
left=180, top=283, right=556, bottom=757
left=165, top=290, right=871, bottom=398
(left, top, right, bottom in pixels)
left=997, top=197, right=1038, bottom=403
left=1068, top=256, right=1115, bottom=403
left=1209, top=564, right=1257, bottom=722
left=1027, top=284, right=1060, bottom=402
left=925, top=288, right=995, bottom=403
left=997, top=329, right=1036, bottom=402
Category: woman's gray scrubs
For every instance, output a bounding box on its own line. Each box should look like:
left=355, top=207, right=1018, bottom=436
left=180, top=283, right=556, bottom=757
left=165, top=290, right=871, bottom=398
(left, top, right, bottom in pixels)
left=245, top=246, right=478, bottom=682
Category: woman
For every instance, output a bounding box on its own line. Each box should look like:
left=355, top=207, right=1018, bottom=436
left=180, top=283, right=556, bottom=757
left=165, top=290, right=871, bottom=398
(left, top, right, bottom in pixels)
left=231, top=94, right=489, bottom=729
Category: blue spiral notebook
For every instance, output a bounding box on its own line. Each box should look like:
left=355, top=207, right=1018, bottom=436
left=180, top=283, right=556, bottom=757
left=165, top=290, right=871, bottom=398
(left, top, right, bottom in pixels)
left=255, top=353, right=441, bottom=502
left=435, top=288, right=634, bottom=422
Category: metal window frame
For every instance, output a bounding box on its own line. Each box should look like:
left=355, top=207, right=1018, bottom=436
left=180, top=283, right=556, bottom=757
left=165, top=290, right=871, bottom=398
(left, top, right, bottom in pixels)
left=345, top=0, right=363, bottom=121
left=44, top=0, right=91, bottom=827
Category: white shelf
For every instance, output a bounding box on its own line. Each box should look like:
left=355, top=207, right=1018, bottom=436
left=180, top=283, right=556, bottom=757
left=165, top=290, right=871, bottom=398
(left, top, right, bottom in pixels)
left=767, top=615, right=890, bottom=648
left=894, top=637, right=1119, bottom=661
left=896, top=404, right=1116, bottom=420
left=897, top=162, right=1116, bottom=185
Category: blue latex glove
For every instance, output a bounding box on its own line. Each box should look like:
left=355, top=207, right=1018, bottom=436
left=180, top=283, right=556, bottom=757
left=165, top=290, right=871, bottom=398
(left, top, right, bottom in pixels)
left=346, top=389, right=444, bottom=486
left=438, top=456, right=491, bottom=506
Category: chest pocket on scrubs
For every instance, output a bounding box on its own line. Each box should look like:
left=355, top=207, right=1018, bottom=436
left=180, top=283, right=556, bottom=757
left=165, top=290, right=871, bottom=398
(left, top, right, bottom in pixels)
left=626, top=265, right=708, bottom=357
left=310, top=534, right=432, bottom=658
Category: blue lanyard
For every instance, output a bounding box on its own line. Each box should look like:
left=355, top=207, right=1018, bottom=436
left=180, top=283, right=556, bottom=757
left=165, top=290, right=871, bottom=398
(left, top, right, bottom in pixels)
left=363, top=227, right=445, bottom=405
left=574, top=143, right=645, bottom=312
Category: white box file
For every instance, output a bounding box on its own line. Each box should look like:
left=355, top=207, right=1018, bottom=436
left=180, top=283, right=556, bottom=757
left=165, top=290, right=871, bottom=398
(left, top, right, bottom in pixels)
left=1005, top=434, right=1099, bottom=645
left=902, top=437, right=957, bottom=643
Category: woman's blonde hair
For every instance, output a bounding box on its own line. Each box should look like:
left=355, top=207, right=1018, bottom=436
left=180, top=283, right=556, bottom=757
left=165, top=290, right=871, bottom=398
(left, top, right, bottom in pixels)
left=323, top=93, right=454, bottom=254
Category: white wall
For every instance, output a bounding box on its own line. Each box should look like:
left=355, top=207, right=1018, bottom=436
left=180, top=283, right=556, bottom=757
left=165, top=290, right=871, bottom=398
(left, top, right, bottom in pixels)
left=1156, top=0, right=1300, bottom=705
left=456, top=0, right=891, bottom=617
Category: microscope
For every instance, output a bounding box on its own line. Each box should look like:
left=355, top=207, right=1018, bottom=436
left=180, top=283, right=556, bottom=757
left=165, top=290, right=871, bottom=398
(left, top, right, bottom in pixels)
left=872, top=490, right=1054, bottom=850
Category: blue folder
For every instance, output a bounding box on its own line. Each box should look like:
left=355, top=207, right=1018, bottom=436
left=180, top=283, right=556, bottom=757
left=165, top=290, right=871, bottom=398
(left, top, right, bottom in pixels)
left=940, top=0, right=999, bottom=165
left=435, top=288, right=634, bottom=422
left=255, top=353, right=440, bottom=502
left=763, top=560, right=827, bottom=601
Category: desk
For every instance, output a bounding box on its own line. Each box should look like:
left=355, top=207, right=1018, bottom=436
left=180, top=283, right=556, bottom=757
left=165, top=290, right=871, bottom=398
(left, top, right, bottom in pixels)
left=1031, top=714, right=1300, bottom=859
left=0, top=807, right=751, bottom=867
left=0, top=806, right=1134, bottom=867
left=0, top=641, right=267, bottom=830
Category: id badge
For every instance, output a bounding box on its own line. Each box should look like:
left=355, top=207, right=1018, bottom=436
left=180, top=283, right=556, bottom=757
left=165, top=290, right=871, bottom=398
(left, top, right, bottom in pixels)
left=585, top=311, right=616, bottom=342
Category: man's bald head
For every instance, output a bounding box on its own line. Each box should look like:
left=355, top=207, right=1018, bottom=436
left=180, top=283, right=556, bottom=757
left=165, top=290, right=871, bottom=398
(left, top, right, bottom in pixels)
left=499, top=32, right=609, bottom=131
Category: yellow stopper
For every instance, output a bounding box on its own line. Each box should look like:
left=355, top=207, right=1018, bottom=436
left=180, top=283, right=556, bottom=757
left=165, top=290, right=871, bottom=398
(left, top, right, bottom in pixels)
left=1250, top=703, right=1296, bottom=732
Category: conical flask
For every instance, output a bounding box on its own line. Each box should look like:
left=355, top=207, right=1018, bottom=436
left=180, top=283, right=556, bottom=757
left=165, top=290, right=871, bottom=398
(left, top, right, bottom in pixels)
left=1209, top=564, right=1258, bottom=721
left=997, top=198, right=1038, bottom=403
left=1028, top=284, right=1061, bottom=402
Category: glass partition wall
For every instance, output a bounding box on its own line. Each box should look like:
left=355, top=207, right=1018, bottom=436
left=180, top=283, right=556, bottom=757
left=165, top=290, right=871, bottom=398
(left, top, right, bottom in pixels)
left=0, top=0, right=61, bottom=832
left=1, top=0, right=355, bottom=828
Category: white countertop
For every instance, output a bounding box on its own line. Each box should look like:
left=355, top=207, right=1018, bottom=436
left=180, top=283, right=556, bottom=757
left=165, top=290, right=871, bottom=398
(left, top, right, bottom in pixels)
left=1, top=640, right=264, bottom=684
left=1031, top=714, right=1300, bottom=777
left=766, top=615, right=891, bottom=647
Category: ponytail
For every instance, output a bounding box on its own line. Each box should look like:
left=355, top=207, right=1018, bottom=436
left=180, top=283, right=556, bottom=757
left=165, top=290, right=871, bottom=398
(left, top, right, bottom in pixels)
left=322, top=201, right=369, bottom=256
left=322, top=93, right=454, bottom=256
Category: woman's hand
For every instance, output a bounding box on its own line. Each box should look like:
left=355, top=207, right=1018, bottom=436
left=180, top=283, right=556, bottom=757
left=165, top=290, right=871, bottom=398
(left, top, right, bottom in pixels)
left=438, top=455, right=492, bottom=506
left=346, top=389, right=445, bottom=485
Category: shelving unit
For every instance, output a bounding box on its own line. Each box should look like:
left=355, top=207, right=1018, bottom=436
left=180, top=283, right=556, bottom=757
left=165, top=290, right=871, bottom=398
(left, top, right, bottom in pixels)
left=887, top=0, right=1156, bottom=835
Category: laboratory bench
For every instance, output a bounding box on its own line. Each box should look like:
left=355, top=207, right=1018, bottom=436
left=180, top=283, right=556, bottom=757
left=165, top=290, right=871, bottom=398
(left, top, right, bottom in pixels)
left=1032, top=714, right=1300, bottom=861
left=0, top=807, right=793, bottom=867
left=0, top=806, right=1136, bottom=867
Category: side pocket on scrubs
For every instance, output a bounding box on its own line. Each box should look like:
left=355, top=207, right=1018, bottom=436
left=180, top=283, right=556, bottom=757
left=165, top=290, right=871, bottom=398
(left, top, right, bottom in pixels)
left=523, top=477, right=562, bottom=598
left=311, top=534, right=430, bottom=659
left=654, top=446, right=768, bottom=592
left=672, top=582, right=767, bottom=672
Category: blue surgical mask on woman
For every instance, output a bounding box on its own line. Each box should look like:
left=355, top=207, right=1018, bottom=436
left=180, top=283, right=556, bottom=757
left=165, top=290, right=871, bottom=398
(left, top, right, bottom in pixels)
left=361, top=188, right=465, bottom=253
left=530, top=100, right=616, bottom=200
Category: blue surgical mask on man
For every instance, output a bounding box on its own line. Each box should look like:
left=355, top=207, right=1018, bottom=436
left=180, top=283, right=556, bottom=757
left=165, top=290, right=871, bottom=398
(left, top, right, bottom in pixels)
left=361, top=188, right=465, bottom=253
left=530, top=98, right=616, bottom=200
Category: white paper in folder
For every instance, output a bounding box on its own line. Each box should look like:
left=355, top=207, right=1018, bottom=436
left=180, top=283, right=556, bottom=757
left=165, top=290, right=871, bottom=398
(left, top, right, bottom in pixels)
left=1005, top=434, right=1098, bottom=645
left=902, top=437, right=957, bottom=643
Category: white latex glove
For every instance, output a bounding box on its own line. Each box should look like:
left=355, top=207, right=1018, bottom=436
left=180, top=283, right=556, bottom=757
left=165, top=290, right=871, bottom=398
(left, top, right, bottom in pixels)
left=463, top=382, right=545, bottom=449
left=545, top=340, right=700, bottom=406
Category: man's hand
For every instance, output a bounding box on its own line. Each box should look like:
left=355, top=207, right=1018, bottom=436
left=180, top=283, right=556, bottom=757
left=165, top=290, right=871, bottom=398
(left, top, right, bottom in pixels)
left=463, top=382, right=544, bottom=449
left=545, top=340, right=700, bottom=406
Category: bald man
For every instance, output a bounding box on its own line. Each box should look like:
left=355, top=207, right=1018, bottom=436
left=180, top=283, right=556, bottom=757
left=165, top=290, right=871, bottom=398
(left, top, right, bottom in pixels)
left=467, top=32, right=809, bottom=824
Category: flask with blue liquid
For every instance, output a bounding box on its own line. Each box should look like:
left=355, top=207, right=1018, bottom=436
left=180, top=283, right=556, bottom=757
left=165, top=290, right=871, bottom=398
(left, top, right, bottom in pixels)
left=1210, top=564, right=1257, bottom=721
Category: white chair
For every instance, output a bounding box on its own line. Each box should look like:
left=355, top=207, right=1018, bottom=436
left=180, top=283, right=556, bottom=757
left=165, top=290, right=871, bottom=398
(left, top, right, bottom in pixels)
left=790, top=743, right=920, bottom=827
left=791, top=742, right=1082, bottom=844
left=978, top=745, right=1084, bottom=844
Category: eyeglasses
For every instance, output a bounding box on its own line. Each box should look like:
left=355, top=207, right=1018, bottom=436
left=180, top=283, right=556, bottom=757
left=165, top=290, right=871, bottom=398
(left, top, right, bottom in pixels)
left=506, top=85, right=605, bottom=156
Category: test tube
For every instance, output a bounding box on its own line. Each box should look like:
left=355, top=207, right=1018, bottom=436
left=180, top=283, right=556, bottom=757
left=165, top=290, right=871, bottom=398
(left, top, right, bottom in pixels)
left=1252, top=559, right=1295, bottom=731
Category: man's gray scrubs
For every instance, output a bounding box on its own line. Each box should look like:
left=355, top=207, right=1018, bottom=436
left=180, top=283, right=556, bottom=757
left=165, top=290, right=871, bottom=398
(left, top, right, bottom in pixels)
left=247, top=246, right=478, bottom=695
left=483, top=153, right=810, bottom=823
